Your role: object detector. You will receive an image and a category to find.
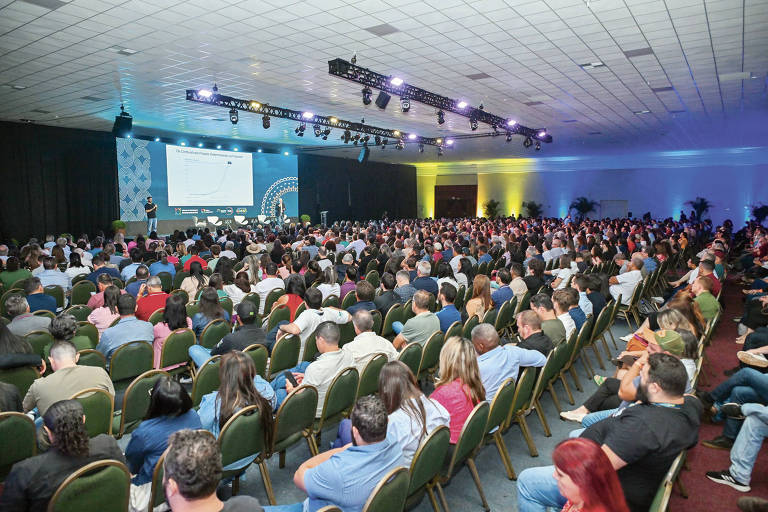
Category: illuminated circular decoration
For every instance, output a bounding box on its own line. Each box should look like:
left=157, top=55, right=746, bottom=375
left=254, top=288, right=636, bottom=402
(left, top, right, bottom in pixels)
left=261, top=176, right=298, bottom=217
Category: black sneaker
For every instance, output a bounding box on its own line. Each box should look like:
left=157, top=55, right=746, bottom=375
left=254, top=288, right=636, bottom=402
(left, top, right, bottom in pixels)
left=696, top=390, right=715, bottom=411
left=702, top=435, right=735, bottom=450
left=706, top=469, right=751, bottom=492
left=721, top=402, right=745, bottom=420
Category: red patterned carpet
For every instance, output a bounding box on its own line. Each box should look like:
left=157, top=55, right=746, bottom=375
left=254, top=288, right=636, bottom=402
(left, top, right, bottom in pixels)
left=671, top=277, right=768, bottom=510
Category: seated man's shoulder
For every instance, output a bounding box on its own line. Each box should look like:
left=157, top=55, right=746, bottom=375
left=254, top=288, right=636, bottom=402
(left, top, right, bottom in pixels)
left=221, top=495, right=263, bottom=511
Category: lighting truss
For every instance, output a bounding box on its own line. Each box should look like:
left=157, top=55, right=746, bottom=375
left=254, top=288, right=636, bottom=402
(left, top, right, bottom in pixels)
left=186, top=89, right=445, bottom=146
left=327, top=58, right=553, bottom=144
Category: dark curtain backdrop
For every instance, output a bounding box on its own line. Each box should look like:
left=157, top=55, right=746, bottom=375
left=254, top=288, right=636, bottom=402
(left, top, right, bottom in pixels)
left=0, top=121, right=118, bottom=242
left=298, top=154, right=416, bottom=224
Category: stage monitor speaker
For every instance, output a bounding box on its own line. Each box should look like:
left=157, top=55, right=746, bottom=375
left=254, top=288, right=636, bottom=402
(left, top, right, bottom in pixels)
left=112, top=113, right=133, bottom=137
left=358, top=146, right=370, bottom=164
left=375, top=91, right=391, bottom=109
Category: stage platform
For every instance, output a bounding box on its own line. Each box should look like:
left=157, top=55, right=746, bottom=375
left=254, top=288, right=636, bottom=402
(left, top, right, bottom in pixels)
left=124, top=217, right=298, bottom=236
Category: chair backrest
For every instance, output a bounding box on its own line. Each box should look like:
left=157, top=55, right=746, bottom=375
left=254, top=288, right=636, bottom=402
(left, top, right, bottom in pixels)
left=341, top=290, right=358, bottom=310
left=407, top=425, right=450, bottom=495
left=44, top=285, right=65, bottom=309
left=242, top=292, right=261, bottom=313
left=303, top=331, right=319, bottom=362
left=454, top=286, right=465, bottom=312
left=159, top=328, right=195, bottom=369
left=268, top=334, right=300, bottom=378
left=507, top=367, right=536, bottom=427
left=486, top=378, right=516, bottom=433
left=70, top=280, right=97, bottom=305
left=417, top=331, right=444, bottom=378
left=0, top=366, right=40, bottom=398
left=185, top=301, right=199, bottom=318
left=321, top=295, right=339, bottom=308
left=402, top=299, right=416, bottom=323
left=317, top=367, right=359, bottom=429
left=172, top=271, right=189, bottom=291
left=156, top=272, right=173, bottom=293
left=370, top=309, right=383, bottom=336
left=169, top=288, right=189, bottom=305
left=481, top=307, right=497, bottom=326
left=77, top=349, right=106, bottom=369
left=148, top=450, right=168, bottom=511
left=63, top=305, right=92, bottom=322
left=243, top=344, right=268, bottom=378
left=76, top=322, right=99, bottom=347
left=444, top=321, right=462, bottom=340
left=115, top=370, right=169, bottom=438
left=462, top=315, right=479, bottom=339
left=361, top=466, right=410, bottom=512
left=272, top=385, right=319, bottom=453
left=515, top=291, right=532, bottom=314
left=24, top=330, right=54, bottom=358
left=47, top=459, right=131, bottom=512
left=446, top=401, right=490, bottom=474
left=147, top=308, right=165, bottom=326
left=494, top=300, right=512, bottom=332
left=218, top=405, right=266, bottom=469
left=397, top=342, right=422, bottom=377
left=356, top=353, right=388, bottom=399
left=264, top=288, right=286, bottom=313
left=294, top=301, right=308, bottom=318
left=381, top=303, right=402, bottom=338
left=219, top=296, right=234, bottom=316
left=0, top=412, right=36, bottom=481
left=266, top=304, right=291, bottom=332
left=112, top=277, right=125, bottom=289
left=365, top=270, right=380, bottom=289
left=589, top=300, right=614, bottom=341
left=70, top=387, right=114, bottom=437
left=191, top=355, right=221, bottom=407
left=199, top=319, right=231, bottom=349
left=109, top=341, right=153, bottom=383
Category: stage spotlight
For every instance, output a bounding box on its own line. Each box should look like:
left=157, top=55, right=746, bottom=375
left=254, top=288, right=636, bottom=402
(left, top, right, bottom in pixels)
left=197, top=142, right=203, bottom=147
left=381, top=139, right=388, bottom=149
left=229, top=108, right=238, bottom=124
left=322, top=128, right=331, bottom=140
left=506, top=132, right=512, bottom=142
left=233, top=146, right=239, bottom=151
left=408, top=133, right=417, bottom=140
left=313, top=124, right=322, bottom=137
left=437, top=110, right=445, bottom=125
left=446, top=139, right=454, bottom=146
left=393, top=130, right=401, bottom=137
left=199, top=89, right=212, bottom=98
left=262, top=115, right=270, bottom=129
left=154, top=137, right=160, bottom=142
left=216, top=144, right=222, bottom=149
left=457, top=101, right=467, bottom=109
left=329, top=117, right=338, bottom=124
left=302, top=111, right=314, bottom=119
left=362, top=135, right=370, bottom=143
left=492, top=124, right=499, bottom=134
left=390, top=77, right=403, bottom=86
left=257, top=149, right=262, bottom=153
left=180, top=141, right=186, bottom=146
left=436, top=138, right=442, bottom=145
left=538, top=130, right=547, bottom=138
left=508, top=119, right=517, bottom=127
left=284, top=151, right=290, bottom=156
left=126, top=134, right=132, bottom=138
left=437, top=146, right=444, bottom=157
left=361, top=86, right=372, bottom=105
left=523, top=137, right=533, bottom=148
left=418, top=144, right=424, bottom=153
left=250, top=101, right=260, bottom=109
left=535, top=141, right=541, bottom=150
left=375, top=91, right=391, bottom=109
left=295, top=123, right=306, bottom=136
left=469, top=113, right=478, bottom=131
left=400, top=97, right=410, bottom=112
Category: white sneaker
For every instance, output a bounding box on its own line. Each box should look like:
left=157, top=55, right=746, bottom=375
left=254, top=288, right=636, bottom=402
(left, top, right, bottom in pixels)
left=652, top=297, right=664, bottom=304
left=737, top=351, right=768, bottom=368
left=559, top=410, right=586, bottom=423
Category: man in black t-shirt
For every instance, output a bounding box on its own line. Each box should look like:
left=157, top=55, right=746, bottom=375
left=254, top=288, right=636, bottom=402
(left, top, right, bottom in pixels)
left=517, top=352, right=702, bottom=512
left=144, top=195, right=157, bottom=235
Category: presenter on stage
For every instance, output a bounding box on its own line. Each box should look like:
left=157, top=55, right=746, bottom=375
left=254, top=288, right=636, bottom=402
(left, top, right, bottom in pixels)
left=275, top=197, right=285, bottom=227
left=144, top=196, right=158, bottom=235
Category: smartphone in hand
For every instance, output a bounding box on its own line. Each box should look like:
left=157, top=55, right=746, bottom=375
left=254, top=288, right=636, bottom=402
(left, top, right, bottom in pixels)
left=284, top=371, right=299, bottom=387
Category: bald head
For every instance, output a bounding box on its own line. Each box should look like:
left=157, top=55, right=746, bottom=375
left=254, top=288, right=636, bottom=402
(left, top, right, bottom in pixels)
left=471, top=323, right=500, bottom=354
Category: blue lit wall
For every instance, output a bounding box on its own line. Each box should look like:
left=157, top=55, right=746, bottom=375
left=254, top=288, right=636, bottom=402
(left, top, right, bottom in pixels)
left=416, top=146, right=768, bottom=226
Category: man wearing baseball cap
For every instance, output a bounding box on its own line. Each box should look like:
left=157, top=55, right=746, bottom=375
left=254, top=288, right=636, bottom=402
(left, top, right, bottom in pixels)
left=187, top=300, right=268, bottom=367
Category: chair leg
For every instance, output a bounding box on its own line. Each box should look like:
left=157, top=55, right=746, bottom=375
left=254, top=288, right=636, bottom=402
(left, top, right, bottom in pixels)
left=516, top=412, right=539, bottom=457
left=606, top=328, right=618, bottom=349
left=674, top=474, right=688, bottom=499
left=568, top=366, right=583, bottom=392
left=559, top=374, right=575, bottom=405
left=307, top=432, right=319, bottom=457
left=493, top=431, right=517, bottom=480
left=580, top=352, right=595, bottom=379
left=590, top=343, right=605, bottom=370
left=436, top=481, right=451, bottom=512
left=466, top=458, right=490, bottom=512
left=232, top=475, right=240, bottom=496
left=599, top=334, right=612, bottom=360
left=279, top=450, right=286, bottom=469
left=258, top=461, right=276, bottom=505
left=426, top=484, right=442, bottom=512
left=533, top=400, right=552, bottom=437
left=547, top=383, right=562, bottom=413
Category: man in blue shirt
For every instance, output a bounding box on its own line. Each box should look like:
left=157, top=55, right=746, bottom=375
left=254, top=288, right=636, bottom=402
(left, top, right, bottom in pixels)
left=477, top=245, right=492, bottom=265
left=37, top=256, right=72, bottom=294
left=411, top=261, right=438, bottom=296
left=287, top=395, right=404, bottom=512
left=96, top=294, right=153, bottom=367
left=472, top=322, right=546, bottom=400
left=491, top=268, right=515, bottom=310
left=24, top=277, right=57, bottom=313
left=346, top=281, right=377, bottom=316
left=120, top=248, right=145, bottom=282
left=436, top=283, right=461, bottom=333
left=555, top=288, right=587, bottom=334
left=86, top=253, right=121, bottom=285
left=641, top=246, right=658, bottom=274
left=125, top=265, right=149, bottom=298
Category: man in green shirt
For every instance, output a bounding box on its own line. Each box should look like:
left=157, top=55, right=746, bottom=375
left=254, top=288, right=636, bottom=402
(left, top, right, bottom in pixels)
left=393, top=290, right=440, bottom=349
left=530, top=293, right=567, bottom=346
left=692, top=276, right=720, bottom=322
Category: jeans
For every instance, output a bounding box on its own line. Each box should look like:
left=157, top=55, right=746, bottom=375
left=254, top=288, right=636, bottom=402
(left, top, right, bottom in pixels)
left=711, top=368, right=768, bottom=439
left=188, top=345, right=212, bottom=367
left=582, top=408, right=617, bottom=427
left=265, top=321, right=289, bottom=352
left=147, top=217, right=157, bottom=235
left=263, top=503, right=304, bottom=512
left=730, top=409, right=768, bottom=484
left=270, top=361, right=311, bottom=407
left=392, top=321, right=404, bottom=335
left=516, top=466, right=566, bottom=512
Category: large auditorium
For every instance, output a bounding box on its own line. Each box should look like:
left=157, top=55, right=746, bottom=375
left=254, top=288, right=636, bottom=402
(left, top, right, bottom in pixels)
left=0, top=1, right=766, bottom=511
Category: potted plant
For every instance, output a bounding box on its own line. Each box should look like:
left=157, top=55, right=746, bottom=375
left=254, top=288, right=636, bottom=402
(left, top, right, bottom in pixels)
left=685, top=197, right=713, bottom=221
left=111, top=219, right=126, bottom=235
left=300, top=214, right=311, bottom=226
left=482, top=199, right=501, bottom=219
left=752, top=204, right=768, bottom=225
left=522, top=201, right=543, bottom=218
left=569, top=197, right=599, bottom=220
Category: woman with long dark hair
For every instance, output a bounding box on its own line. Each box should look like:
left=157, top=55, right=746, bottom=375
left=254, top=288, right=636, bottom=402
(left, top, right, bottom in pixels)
left=64, top=251, right=90, bottom=280
left=273, top=274, right=306, bottom=321
left=191, top=287, right=229, bottom=338
left=180, top=260, right=208, bottom=303
left=0, top=399, right=126, bottom=511
left=552, top=438, right=629, bottom=512
left=87, top=285, right=121, bottom=336
left=152, top=293, right=193, bottom=368
left=224, top=271, right=257, bottom=307
left=125, top=377, right=201, bottom=509
left=316, top=266, right=340, bottom=301
left=457, top=257, right=474, bottom=289
left=524, top=257, right=546, bottom=292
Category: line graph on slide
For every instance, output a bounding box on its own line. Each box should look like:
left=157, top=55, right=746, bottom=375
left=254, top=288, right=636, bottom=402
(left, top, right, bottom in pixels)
left=166, top=146, right=253, bottom=206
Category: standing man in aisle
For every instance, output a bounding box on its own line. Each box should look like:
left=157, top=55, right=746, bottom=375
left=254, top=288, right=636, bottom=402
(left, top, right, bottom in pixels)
left=145, top=196, right=157, bottom=235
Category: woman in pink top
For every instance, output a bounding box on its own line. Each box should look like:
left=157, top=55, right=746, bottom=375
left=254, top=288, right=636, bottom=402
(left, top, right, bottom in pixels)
left=86, top=285, right=121, bottom=336
left=153, top=294, right=193, bottom=369
left=430, top=336, right=486, bottom=443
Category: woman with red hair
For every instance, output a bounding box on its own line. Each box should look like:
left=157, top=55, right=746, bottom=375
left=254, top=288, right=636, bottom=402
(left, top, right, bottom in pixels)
left=552, top=438, right=629, bottom=512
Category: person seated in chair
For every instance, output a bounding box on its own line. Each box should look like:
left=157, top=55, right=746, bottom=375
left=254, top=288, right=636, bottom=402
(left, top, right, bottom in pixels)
left=85, top=253, right=121, bottom=286
left=515, top=310, right=555, bottom=356
left=530, top=293, right=567, bottom=347
left=342, top=310, right=398, bottom=374
left=392, top=290, right=440, bottom=350
left=24, top=277, right=57, bottom=313
left=345, top=280, right=377, bottom=315
left=120, top=247, right=145, bottom=282
left=393, top=270, right=416, bottom=304
left=0, top=400, right=126, bottom=511
left=551, top=288, right=577, bottom=340
left=86, top=273, right=126, bottom=310
left=37, top=256, right=71, bottom=295
left=134, top=275, right=168, bottom=321
left=373, top=272, right=399, bottom=317
left=411, top=261, right=438, bottom=296
left=6, top=295, right=51, bottom=337
left=435, top=283, right=461, bottom=333
left=95, top=293, right=154, bottom=368
left=188, top=300, right=267, bottom=367
left=125, top=264, right=150, bottom=298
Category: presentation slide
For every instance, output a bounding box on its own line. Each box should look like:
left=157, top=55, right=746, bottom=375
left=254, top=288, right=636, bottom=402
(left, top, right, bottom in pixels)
left=166, top=146, right=253, bottom=206
left=116, top=137, right=298, bottom=222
